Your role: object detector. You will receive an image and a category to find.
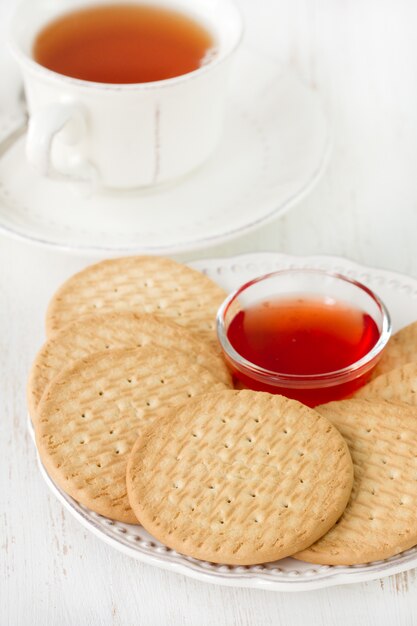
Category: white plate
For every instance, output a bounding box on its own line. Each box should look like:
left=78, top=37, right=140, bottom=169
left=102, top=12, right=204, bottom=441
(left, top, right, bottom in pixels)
left=0, top=47, right=329, bottom=255
left=30, top=252, right=417, bottom=591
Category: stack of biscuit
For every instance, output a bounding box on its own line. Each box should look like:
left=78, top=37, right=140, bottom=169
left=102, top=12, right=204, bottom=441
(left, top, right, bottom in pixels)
left=29, top=256, right=417, bottom=566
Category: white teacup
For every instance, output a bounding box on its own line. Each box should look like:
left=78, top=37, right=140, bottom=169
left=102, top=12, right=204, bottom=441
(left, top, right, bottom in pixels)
left=9, top=0, right=243, bottom=189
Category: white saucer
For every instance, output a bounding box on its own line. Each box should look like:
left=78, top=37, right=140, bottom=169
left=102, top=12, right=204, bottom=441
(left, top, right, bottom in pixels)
left=0, top=47, right=330, bottom=255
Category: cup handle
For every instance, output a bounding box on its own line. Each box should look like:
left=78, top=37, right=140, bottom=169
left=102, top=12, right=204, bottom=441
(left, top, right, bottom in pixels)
left=26, top=103, right=97, bottom=183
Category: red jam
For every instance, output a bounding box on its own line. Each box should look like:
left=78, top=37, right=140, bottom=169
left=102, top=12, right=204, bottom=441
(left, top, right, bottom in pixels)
left=226, top=296, right=380, bottom=406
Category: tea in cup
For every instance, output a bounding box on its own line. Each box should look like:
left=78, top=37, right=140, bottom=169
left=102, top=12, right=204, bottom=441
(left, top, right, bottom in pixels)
left=9, top=0, right=243, bottom=189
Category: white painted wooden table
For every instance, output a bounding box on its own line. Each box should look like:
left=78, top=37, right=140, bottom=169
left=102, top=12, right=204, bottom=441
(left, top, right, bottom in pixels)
left=2, top=0, right=417, bottom=624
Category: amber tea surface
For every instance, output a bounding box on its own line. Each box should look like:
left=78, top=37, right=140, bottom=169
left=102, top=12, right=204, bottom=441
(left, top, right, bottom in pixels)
left=33, top=3, right=215, bottom=84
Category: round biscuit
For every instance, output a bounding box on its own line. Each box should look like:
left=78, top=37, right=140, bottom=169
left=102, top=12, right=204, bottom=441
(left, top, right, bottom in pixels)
left=45, top=256, right=227, bottom=340
left=36, top=346, right=226, bottom=523
left=372, top=321, right=417, bottom=378
left=355, top=362, right=417, bottom=406
left=295, top=399, right=417, bottom=565
left=126, top=390, right=353, bottom=565
left=28, top=311, right=232, bottom=420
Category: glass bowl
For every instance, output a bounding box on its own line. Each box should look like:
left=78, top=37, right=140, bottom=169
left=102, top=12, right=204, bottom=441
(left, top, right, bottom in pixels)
left=216, top=268, right=391, bottom=407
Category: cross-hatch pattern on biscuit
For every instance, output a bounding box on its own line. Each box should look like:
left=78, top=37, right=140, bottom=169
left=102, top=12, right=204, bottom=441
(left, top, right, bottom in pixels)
left=35, top=346, right=226, bottom=524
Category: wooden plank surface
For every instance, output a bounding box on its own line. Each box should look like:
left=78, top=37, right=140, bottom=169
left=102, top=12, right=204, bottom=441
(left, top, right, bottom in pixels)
left=2, top=0, right=417, bottom=624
